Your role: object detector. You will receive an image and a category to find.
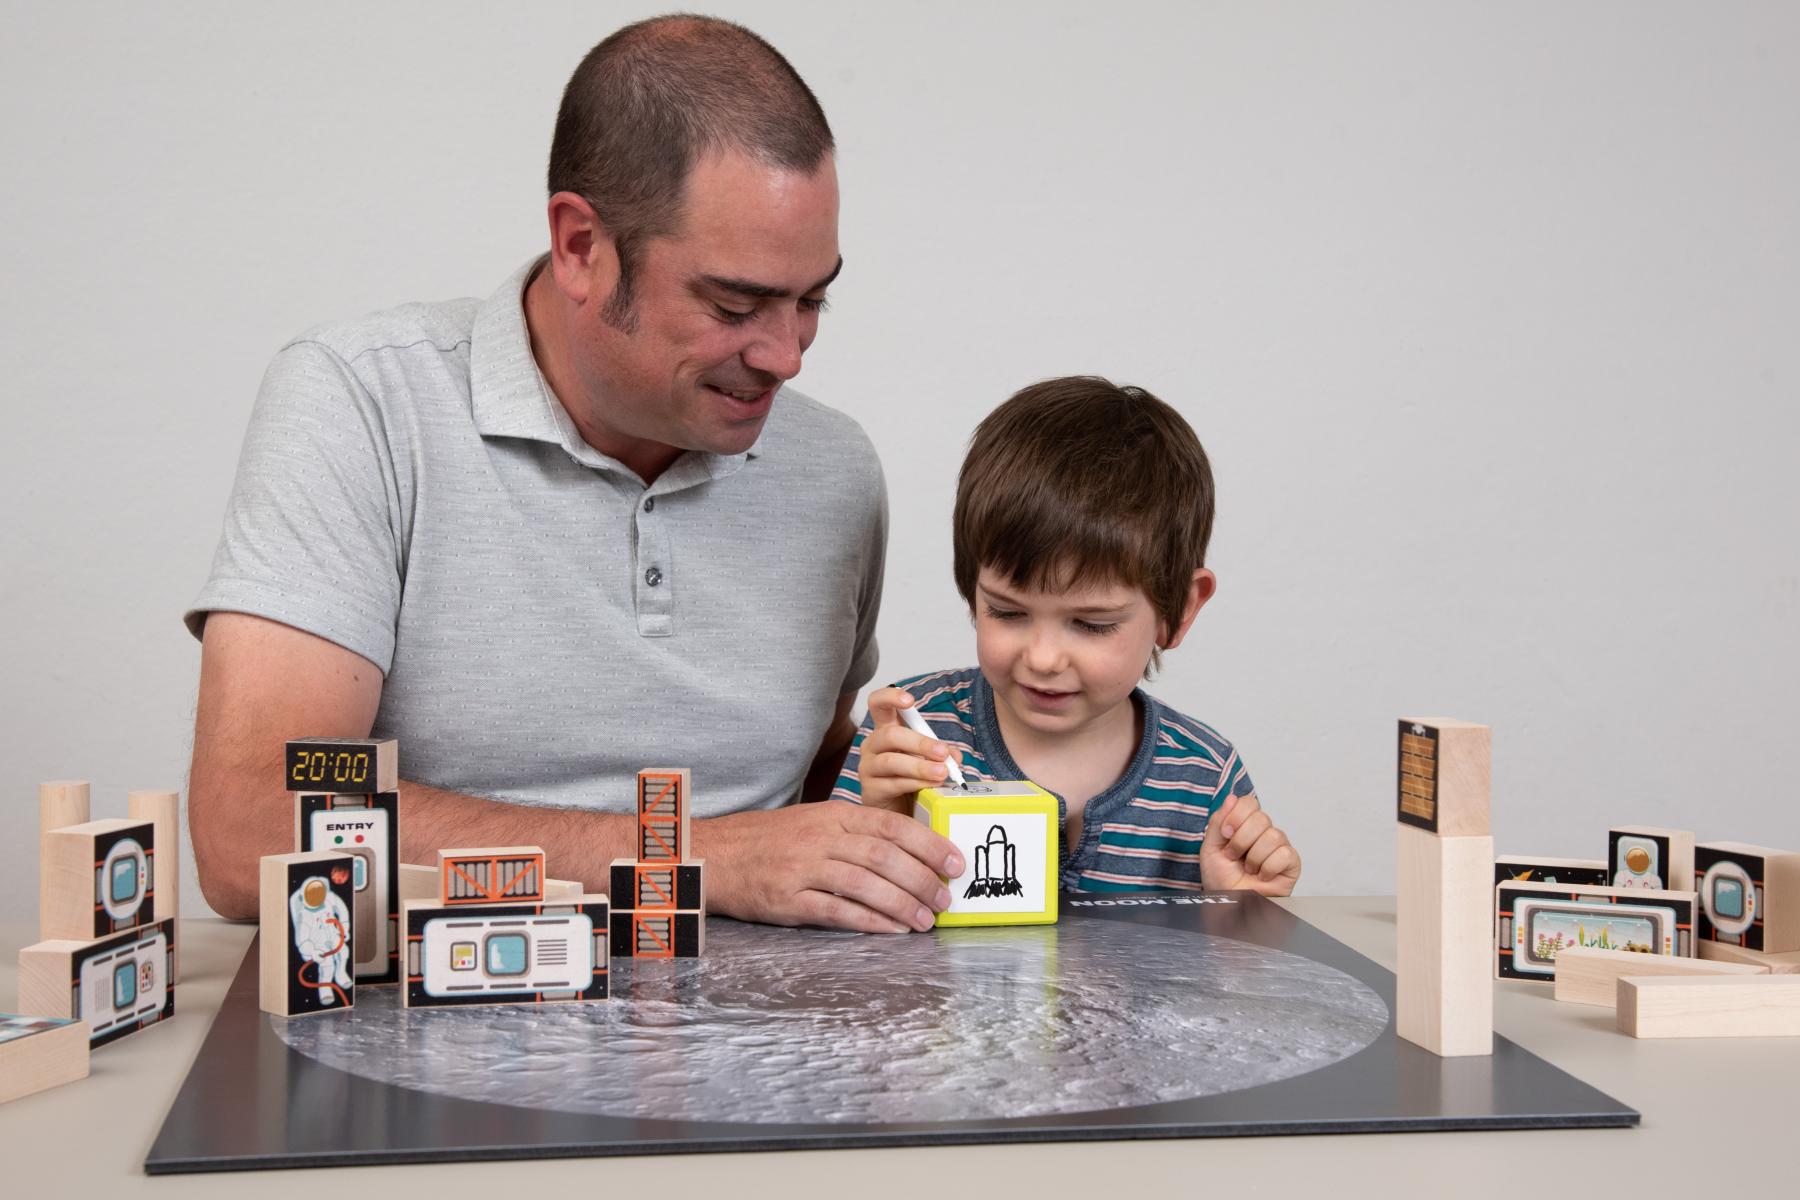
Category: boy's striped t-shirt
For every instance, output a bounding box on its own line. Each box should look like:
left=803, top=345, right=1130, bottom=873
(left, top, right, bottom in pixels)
left=831, top=666, right=1257, bottom=894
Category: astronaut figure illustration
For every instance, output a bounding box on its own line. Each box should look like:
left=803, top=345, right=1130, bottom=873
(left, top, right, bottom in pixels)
left=289, top=875, right=352, bottom=1005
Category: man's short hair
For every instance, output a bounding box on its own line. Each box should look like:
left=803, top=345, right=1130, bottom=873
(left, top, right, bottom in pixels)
left=548, top=15, right=835, bottom=328
left=953, top=377, right=1216, bottom=657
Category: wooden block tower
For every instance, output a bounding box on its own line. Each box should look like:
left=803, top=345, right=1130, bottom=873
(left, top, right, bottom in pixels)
left=18, top=782, right=176, bottom=1050
left=287, top=737, right=404, bottom=986
left=609, top=768, right=708, bottom=959
left=1395, top=718, right=1493, bottom=1056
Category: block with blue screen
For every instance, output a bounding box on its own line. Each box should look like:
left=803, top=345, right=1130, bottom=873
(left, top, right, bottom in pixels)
left=1697, top=842, right=1800, bottom=952
left=40, top=818, right=156, bottom=941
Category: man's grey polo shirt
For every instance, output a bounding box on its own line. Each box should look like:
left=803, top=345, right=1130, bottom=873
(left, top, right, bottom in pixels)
left=187, top=259, right=887, bottom=817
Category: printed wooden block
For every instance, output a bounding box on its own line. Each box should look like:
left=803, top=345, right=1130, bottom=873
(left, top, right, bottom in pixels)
left=1494, top=855, right=1609, bottom=888
left=40, top=819, right=156, bottom=942
left=1697, top=939, right=1800, bottom=975
left=1618, top=975, right=1800, bottom=1038
left=1552, top=944, right=1764, bottom=1008
left=260, top=852, right=357, bottom=1017
left=438, top=847, right=547, bottom=905
left=1694, top=842, right=1800, bottom=954
left=1496, top=882, right=1696, bottom=982
left=609, top=858, right=704, bottom=911
left=1396, top=718, right=1490, bottom=837
left=0, top=1014, right=89, bottom=1105
left=1397, top=825, right=1493, bottom=1056
left=1607, top=826, right=1696, bottom=892
left=284, top=737, right=398, bottom=793
left=127, top=790, right=181, bottom=984
left=609, top=909, right=705, bottom=959
left=16, top=919, right=176, bottom=1048
left=295, top=793, right=400, bottom=984
left=636, top=768, right=692, bottom=862
left=916, top=781, right=1059, bottom=927
left=403, top=897, right=610, bottom=1008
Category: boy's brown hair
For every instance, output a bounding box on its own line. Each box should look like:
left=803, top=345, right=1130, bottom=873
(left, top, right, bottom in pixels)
left=953, top=377, right=1215, bottom=662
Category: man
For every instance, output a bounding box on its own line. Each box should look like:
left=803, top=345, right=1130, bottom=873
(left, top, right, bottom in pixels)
left=186, top=15, right=962, bottom=933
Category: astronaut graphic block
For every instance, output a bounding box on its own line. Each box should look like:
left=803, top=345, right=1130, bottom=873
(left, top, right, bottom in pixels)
left=1607, top=826, right=1695, bottom=893
left=260, top=852, right=356, bottom=1017
left=915, top=781, right=1059, bottom=927
left=295, top=792, right=401, bottom=984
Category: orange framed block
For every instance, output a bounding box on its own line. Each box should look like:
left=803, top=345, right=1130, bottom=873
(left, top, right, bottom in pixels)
left=609, top=858, right=704, bottom=911
left=636, top=769, right=691, bottom=862
left=437, top=847, right=547, bottom=906
left=609, top=909, right=704, bottom=959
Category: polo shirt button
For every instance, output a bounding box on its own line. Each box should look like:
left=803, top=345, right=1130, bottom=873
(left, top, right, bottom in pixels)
left=643, top=496, right=655, bottom=512
left=645, top=567, right=663, bottom=587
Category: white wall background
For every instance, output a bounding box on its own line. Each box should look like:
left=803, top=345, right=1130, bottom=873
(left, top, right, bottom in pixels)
left=3, top=1, right=1796, bottom=921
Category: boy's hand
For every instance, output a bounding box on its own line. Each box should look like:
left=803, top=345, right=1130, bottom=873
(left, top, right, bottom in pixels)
left=1199, top=791, right=1301, bottom=896
left=857, top=687, right=959, bottom=814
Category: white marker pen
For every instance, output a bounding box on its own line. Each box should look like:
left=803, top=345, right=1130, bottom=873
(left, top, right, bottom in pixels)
left=899, top=705, right=967, bottom=788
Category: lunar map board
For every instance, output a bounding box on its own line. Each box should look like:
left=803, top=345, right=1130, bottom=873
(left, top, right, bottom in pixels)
left=145, top=894, right=1636, bottom=1173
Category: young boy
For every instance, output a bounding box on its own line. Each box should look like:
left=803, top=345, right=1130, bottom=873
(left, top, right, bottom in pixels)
left=832, top=376, right=1300, bottom=896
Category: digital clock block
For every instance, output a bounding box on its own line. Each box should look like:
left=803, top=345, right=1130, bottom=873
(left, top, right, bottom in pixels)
left=284, top=738, right=398, bottom=793
left=915, top=781, right=1059, bottom=927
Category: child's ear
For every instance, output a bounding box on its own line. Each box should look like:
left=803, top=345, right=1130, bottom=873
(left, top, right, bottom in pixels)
left=1158, top=568, right=1217, bottom=651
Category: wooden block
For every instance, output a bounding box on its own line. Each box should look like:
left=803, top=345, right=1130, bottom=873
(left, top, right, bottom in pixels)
left=41, top=819, right=156, bottom=941
left=1496, top=882, right=1698, bottom=982
left=1494, top=855, right=1609, bottom=888
left=37, top=781, right=90, bottom=931
left=1553, top=945, right=1765, bottom=1007
left=17, top=919, right=176, bottom=1048
left=609, top=909, right=705, bottom=959
left=284, top=737, right=398, bottom=793
left=0, top=1015, right=89, bottom=1105
left=609, top=858, right=704, bottom=911
left=402, top=897, right=609, bottom=1008
left=1397, top=718, right=1489, bottom=836
left=1698, top=939, right=1800, bottom=975
left=1396, top=824, right=1493, bottom=1055
left=1695, top=842, right=1800, bottom=954
left=438, top=847, right=547, bottom=905
left=1607, top=826, right=1696, bottom=892
left=1618, top=975, right=1800, bottom=1038
left=545, top=877, right=584, bottom=902
left=127, top=790, right=180, bottom=983
left=915, top=782, right=1059, bottom=927
left=398, top=862, right=436, bottom=904
left=636, top=768, right=692, bottom=862
left=260, top=852, right=356, bottom=1017
left=295, top=793, right=400, bottom=984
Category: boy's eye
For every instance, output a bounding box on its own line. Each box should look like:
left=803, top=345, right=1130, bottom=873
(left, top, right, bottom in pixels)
left=1075, top=620, right=1121, bottom=635
left=984, top=605, right=1024, bottom=622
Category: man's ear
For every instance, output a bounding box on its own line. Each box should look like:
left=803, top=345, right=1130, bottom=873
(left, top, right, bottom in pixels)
left=1158, top=567, right=1217, bottom=652
left=544, top=191, right=621, bottom=307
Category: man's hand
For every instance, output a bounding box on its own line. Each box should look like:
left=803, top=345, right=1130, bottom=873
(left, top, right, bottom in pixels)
left=1198, top=791, right=1301, bottom=896
left=855, top=687, right=958, bottom=813
left=701, top=799, right=965, bottom=933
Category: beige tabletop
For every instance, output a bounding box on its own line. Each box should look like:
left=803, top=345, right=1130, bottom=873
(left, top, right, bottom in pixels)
left=3, top=898, right=1794, bottom=1196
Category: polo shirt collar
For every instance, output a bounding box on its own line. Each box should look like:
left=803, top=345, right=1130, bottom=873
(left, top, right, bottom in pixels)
left=469, top=256, right=760, bottom=486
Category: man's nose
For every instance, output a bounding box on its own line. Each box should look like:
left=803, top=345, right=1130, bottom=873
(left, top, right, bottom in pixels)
left=743, top=308, right=805, bottom=382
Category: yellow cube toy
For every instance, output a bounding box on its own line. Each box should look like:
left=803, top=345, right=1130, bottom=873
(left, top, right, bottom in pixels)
left=915, top=781, right=1059, bottom=926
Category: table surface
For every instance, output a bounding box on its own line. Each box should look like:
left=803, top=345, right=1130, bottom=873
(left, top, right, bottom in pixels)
left=4, top=898, right=1793, bottom=1196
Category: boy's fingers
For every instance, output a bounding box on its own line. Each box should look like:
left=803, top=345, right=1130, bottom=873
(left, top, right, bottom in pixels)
left=1243, top=826, right=1289, bottom=874
left=867, top=688, right=917, bottom=727
left=1204, top=795, right=1239, bottom=847
left=1224, top=809, right=1270, bottom=861
left=870, top=749, right=949, bottom=786
left=1257, top=843, right=1300, bottom=885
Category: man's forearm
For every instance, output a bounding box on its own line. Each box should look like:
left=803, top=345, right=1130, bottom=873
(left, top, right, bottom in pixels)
left=395, top=780, right=637, bottom=897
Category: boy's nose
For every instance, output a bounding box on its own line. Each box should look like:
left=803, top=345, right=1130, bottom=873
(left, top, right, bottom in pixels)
left=1024, top=629, right=1068, bottom=675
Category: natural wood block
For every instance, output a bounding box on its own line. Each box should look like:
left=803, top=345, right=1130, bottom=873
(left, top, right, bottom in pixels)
left=1553, top=945, right=1764, bottom=1007
left=1396, top=718, right=1490, bottom=837
left=127, top=790, right=181, bottom=983
left=41, top=819, right=156, bottom=941
left=402, top=897, right=610, bottom=1008
left=544, top=877, right=584, bottom=902
left=261, top=852, right=357, bottom=1017
left=283, top=737, right=398, bottom=793
left=1496, top=881, right=1698, bottom=982
left=1694, top=842, right=1800, bottom=954
left=398, top=862, right=436, bottom=905
left=1607, top=826, right=1695, bottom=892
left=38, top=781, right=90, bottom=927
left=0, top=1015, right=89, bottom=1105
left=1494, top=855, right=1608, bottom=888
left=17, top=920, right=176, bottom=1048
left=636, top=768, right=692, bottom=862
left=438, top=847, right=547, bottom=905
left=1618, top=975, right=1800, bottom=1038
left=1396, top=824, right=1493, bottom=1056
left=1698, top=939, right=1800, bottom=975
